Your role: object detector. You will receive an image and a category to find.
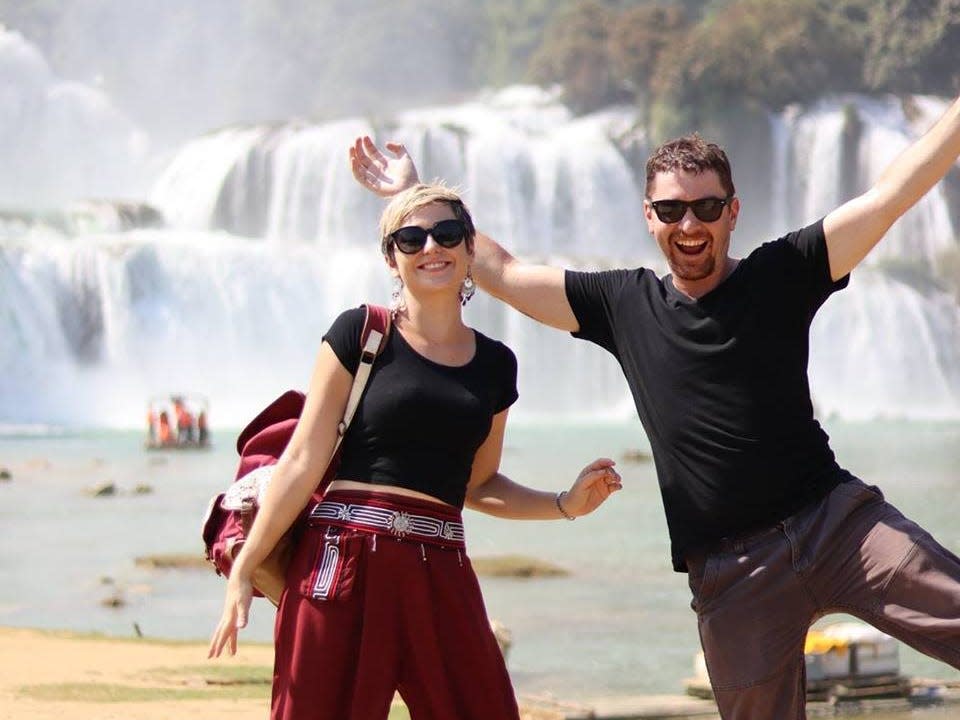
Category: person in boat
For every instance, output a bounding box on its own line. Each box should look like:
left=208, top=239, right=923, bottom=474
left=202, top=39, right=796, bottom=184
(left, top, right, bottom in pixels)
left=172, top=397, right=195, bottom=445
left=157, top=410, right=173, bottom=446
left=208, top=183, right=623, bottom=720
left=349, top=92, right=960, bottom=720
left=197, top=409, right=209, bottom=447
left=146, top=409, right=157, bottom=445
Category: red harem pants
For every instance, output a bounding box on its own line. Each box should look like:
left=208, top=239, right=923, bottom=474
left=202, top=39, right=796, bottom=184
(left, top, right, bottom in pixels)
left=686, top=477, right=960, bottom=719
left=271, top=490, right=521, bottom=720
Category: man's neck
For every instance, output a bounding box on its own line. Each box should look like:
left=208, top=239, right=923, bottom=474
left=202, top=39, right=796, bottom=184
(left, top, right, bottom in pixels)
left=671, top=257, right=741, bottom=300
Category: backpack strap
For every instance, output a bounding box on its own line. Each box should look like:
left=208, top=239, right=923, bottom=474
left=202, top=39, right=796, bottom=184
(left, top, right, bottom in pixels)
left=335, top=304, right=391, bottom=441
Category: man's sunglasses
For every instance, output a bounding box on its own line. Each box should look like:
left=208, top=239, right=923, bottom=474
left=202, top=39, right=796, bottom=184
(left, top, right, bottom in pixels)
left=389, top=219, right=468, bottom=254
left=648, top=196, right=733, bottom=224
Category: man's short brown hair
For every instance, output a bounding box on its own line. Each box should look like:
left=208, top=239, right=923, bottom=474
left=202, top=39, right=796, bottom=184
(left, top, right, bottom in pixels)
left=645, top=133, right=736, bottom=199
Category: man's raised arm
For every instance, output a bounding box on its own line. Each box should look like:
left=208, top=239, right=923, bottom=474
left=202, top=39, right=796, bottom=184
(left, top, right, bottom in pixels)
left=472, top=232, right=579, bottom=332
left=824, top=94, right=960, bottom=281
left=349, top=135, right=579, bottom=332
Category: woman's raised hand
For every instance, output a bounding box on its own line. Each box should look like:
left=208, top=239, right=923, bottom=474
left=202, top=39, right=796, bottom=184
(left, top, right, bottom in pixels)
left=349, top=136, right=420, bottom=197
left=561, top=458, right=623, bottom=518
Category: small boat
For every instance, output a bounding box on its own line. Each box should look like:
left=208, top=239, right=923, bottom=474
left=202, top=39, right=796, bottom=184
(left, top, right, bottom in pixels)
left=145, top=393, right=211, bottom=450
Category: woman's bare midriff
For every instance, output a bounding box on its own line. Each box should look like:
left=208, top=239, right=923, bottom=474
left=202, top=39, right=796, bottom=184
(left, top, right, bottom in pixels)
left=326, top=479, right=455, bottom=508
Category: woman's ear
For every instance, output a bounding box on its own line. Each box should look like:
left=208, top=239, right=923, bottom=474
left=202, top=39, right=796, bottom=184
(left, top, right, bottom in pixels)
left=384, top=248, right=398, bottom=270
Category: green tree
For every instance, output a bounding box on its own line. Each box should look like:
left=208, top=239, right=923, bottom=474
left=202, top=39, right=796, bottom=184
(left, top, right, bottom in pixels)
left=528, top=0, right=619, bottom=113
left=308, top=0, right=485, bottom=116
left=826, top=0, right=960, bottom=95
left=477, top=0, right=556, bottom=88
left=607, top=2, right=690, bottom=129
left=661, top=0, right=858, bottom=117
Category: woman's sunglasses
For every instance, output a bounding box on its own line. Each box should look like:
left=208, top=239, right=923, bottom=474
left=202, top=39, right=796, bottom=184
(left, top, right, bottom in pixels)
left=648, top=196, right=733, bottom=224
left=389, top=219, right=468, bottom=254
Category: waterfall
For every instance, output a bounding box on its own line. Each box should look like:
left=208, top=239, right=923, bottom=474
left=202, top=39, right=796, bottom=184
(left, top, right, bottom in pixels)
left=773, top=96, right=958, bottom=270
left=0, top=228, right=392, bottom=426
left=149, top=126, right=273, bottom=232
left=856, top=97, right=956, bottom=268
left=811, top=269, right=960, bottom=419
left=1, top=37, right=958, bottom=426
left=148, top=89, right=649, bottom=260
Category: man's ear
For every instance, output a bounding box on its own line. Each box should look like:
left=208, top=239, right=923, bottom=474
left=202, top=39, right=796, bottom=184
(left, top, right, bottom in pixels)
left=728, top=197, right=741, bottom=231
left=643, top=199, right=656, bottom=234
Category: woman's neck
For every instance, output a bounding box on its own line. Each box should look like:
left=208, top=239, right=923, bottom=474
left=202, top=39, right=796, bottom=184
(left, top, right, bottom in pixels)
left=396, top=295, right=468, bottom=344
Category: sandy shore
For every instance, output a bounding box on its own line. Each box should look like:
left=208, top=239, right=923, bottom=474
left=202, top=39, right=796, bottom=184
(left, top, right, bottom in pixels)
left=8, top=625, right=958, bottom=720
left=0, top=627, right=577, bottom=720
left=0, top=626, right=277, bottom=720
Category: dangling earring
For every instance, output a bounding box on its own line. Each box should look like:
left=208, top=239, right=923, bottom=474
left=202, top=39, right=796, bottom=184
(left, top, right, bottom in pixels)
left=390, top=276, right=407, bottom=319
left=459, top=268, right=476, bottom=306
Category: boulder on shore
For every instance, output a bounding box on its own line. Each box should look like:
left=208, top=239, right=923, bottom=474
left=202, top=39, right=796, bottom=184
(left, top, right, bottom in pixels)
left=134, top=553, right=209, bottom=570
left=84, top=481, right=117, bottom=497
left=472, top=554, right=569, bottom=578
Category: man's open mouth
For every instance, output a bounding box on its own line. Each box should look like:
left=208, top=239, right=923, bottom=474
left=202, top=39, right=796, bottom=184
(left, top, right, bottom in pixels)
left=675, top=238, right=709, bottom=256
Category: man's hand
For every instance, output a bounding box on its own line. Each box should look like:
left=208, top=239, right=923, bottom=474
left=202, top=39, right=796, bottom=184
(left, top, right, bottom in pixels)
left=350, top=136, right=579, bottom=331
left=349, top=136, right=420, bottom=197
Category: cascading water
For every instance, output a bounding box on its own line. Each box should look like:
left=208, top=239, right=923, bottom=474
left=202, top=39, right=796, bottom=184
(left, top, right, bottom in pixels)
left=777, top=95, right=956, bottom=269
left=812, top=268, right=960, bottom=420
left=1, top=229, right=392, bottom=426
left=774, top=95, right=960, bottom=419
left=1, top=29, right=958, bottom=427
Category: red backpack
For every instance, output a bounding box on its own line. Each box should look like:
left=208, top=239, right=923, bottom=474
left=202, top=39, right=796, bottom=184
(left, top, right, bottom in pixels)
left=201, top=305, right=390, bottom=605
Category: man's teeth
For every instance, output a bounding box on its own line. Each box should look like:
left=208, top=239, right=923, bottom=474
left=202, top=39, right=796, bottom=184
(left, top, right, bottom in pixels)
left=677, top=238, right=707, bottom=247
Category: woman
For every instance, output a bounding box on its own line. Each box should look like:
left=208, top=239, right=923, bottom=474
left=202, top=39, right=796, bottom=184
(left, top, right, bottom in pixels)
left=209, top=183, right=622, bottom=720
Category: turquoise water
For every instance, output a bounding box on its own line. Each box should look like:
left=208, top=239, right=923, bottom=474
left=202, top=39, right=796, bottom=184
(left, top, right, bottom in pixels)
left=0, top=419, right=958, bottom=707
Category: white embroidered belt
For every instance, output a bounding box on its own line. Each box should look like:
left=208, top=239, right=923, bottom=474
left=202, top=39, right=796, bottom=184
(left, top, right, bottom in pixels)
left=308, top=499, right=466, bottom=547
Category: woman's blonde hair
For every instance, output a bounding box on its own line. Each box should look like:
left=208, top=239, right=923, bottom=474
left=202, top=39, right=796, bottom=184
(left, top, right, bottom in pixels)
left=379, top=183, right=476, bottom=257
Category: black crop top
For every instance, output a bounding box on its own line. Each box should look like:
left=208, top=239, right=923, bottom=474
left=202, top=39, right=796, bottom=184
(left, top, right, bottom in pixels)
left=321, top=307, right=519, bottom=508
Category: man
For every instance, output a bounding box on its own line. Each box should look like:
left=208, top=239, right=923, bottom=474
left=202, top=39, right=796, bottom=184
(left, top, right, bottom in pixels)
left=349, top=94, right=960, bottom=719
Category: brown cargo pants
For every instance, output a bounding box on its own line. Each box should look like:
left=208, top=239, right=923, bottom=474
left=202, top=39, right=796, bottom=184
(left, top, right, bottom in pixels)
left=686, top=478, right=960, bottom=719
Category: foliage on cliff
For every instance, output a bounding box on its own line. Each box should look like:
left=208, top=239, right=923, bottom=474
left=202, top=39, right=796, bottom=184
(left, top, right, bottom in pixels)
left=520, top=0, right=959, bottom=137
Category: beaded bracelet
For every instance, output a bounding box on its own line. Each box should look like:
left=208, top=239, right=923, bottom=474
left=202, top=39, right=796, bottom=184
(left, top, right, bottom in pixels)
left=555, top=490, right=576, bottom=521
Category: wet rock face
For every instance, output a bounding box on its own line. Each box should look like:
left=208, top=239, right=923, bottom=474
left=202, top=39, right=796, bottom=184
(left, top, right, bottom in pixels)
left=58, top=271, right=104, bottom=364
left=66, top=200, right=165, bottom=233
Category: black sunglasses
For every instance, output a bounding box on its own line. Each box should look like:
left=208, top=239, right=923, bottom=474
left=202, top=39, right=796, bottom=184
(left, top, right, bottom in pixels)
left=389, top=219, right=468, bottom=254
left=648, top=196, right=733, bottom=224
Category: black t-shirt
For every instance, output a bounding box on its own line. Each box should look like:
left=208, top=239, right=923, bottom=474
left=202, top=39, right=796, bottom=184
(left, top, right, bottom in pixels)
left=566, top=220, right=852, bottom=571
left=322, top=307, right=518, bottom=508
